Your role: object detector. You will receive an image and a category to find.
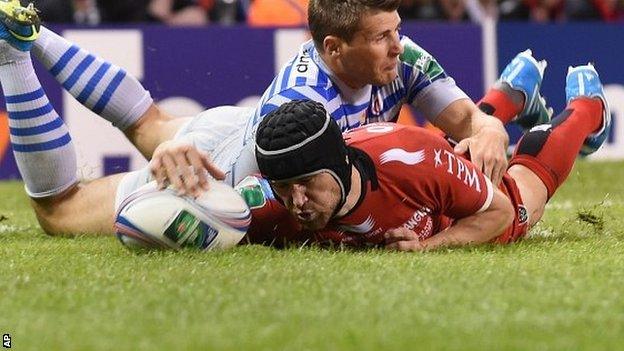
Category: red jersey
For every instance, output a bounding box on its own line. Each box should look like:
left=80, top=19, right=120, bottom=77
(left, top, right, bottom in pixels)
left=238, top=123, right=528, bottom=247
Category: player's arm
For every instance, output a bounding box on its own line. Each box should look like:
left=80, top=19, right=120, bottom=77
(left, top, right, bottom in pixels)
left=433, top=99, right=509, bottom=185
left=399, top=36, right=508, bottom=185
left=385, top=188, right=514, bottom=251
left=383, top=136, right=513, bottom=251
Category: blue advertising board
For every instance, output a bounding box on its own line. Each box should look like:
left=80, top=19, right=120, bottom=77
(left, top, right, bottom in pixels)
left=0, top=23, right=484, bottom=180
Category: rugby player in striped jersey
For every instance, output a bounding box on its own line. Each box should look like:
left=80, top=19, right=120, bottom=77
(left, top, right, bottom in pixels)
left=243, top=0, right=552, bottom=187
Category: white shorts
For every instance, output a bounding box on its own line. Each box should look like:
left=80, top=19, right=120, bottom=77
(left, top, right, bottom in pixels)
left=114, top=105, right=259, bottom=211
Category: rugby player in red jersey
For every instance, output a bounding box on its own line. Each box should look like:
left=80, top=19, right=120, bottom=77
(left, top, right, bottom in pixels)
left=241, top=65, right=610, bottom=250
left=0, top=0, right=603, bottom=243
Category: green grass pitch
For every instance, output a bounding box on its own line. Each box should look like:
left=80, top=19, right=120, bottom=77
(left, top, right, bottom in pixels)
left=1, top=161, right=623, bottom=350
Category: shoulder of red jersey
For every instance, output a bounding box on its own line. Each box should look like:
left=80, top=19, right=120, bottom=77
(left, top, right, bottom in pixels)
left=344, top=122, right=408, bottom=146
left=344, top=122, right=452, bottom=170
left=346, top=123, right=494, bottom=217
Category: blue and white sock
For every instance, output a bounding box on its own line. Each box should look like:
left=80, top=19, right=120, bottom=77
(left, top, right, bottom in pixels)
left=31, top=27, right=153, bottom=131
left=0, top=46, right=78, bottom=197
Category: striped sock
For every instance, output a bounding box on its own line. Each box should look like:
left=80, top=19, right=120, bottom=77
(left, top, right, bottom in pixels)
left=30, top=27, right=152, bottom=131
left=0, top=49, right=78, bottom=197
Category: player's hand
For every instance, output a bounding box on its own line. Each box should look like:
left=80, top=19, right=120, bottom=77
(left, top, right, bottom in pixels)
left=384, top=227, right=425, bottom=252
left=149, top=140, right=225, bottom=197
left=454, top=123, right=508, bottom=186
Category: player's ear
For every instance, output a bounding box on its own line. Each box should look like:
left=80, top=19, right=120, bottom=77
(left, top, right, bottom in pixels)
left=323, top=36, right=342, bottom=57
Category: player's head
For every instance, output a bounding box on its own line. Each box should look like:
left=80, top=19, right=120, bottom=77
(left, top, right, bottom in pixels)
left=308, top=0, right=403, bottom=88
left=255, top=100, right=352, bottom=230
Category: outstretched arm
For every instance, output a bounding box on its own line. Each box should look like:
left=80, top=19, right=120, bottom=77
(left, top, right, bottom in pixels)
left=433, top=98, right=509, bottom=185
left=384, top=188, right=514, bottom=251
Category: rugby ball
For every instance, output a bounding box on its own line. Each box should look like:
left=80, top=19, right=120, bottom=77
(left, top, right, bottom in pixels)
left=115, top=180, right=251, bottom=251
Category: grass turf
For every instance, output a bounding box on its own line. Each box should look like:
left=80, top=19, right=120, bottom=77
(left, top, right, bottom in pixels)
left=0, top=160, right=623, bottom=350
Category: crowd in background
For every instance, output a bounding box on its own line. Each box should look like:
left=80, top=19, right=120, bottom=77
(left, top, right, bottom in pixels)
left=33, top=0, right=624, bottom=26
left=400, top=0, right=624, bottom=22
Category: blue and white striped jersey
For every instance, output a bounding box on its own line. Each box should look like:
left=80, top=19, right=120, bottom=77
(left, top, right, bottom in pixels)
left=243, top=35, right=468, bottom=142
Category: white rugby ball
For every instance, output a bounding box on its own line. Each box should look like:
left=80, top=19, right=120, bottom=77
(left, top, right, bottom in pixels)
left=115, top=180, right=251, bottom=251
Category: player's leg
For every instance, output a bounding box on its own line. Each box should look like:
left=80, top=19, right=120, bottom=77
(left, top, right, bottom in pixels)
left=31, top=103, right=257, bottom=236
left=32, top=165, right=154, bottom=236
left=124, top=103, right=191, bottom=158
left=39, top=104, right=256, bottom=236
left=36, top=103, right=257, bottom=235
left=478, top=50, right=553, bottom=129
left=0, top=5, right=79, bottom=199
left=33, top=104, right=254, bottom=236
left=32, top=25, right=190, bottom=157
left=0, top=6, right=129, bottom=236
left=1, top=1, right=183, bottom=157
left=30, top=174, right=125, bottom=236
left=32, top=25, right=180, bottom=157
left=508, top=64, right=610, bottom=228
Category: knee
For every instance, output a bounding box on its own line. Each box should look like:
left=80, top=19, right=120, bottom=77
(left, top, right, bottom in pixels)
left=30, top=189, right=78, bottom=237
left=35, top=214, right=66, bottom=237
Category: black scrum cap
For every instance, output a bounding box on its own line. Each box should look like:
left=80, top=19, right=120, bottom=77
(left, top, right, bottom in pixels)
left=255, top=100, right=352, bottom=203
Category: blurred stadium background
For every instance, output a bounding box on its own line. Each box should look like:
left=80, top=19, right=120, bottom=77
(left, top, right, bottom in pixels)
left=0, top=0, right=622, bottom=180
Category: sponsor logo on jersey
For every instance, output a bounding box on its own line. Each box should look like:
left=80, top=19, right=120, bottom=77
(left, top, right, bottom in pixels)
left=380, top=148, right=425, bottom=165
left=401, top=42, right=444, bottom=81
left=434, top=149, right=481, bottom=192
left=296, top=49, right=311, bottom=73
left=402, top=207, right=434, bottom=239
left=234, top=175, right=273, bottom=209
left=402, top=207, right=430, bottom=231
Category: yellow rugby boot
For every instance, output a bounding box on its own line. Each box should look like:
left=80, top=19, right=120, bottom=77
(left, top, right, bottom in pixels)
left=0, top=1, right=40, bottom=51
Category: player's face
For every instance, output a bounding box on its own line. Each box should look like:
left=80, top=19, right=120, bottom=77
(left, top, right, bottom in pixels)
left=338, top=10, right=403, bottom=88
left=270, top=172, right=341, bottom=231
